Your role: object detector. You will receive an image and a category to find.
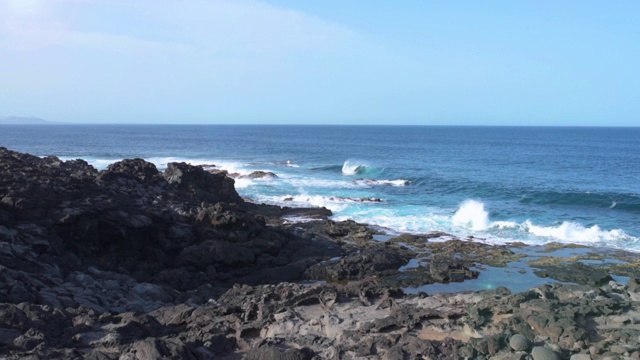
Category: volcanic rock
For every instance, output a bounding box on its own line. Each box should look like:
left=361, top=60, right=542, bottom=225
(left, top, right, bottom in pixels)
left=2, top=147, right=640, bottom=359
left=243, top=171, right=279, bottom=179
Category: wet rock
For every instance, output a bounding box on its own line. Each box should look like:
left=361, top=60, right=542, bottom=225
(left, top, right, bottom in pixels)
left=243, top=171, right=278, bottom=179
left=425, top=239, right=525, bottom=267
left=388, top=231, right=452, bottom=246
left=532, top=261, right=614, bottom=286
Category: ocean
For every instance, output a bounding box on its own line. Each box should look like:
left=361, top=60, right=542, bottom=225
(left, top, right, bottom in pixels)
left=2, top=125, right=639, bottom=251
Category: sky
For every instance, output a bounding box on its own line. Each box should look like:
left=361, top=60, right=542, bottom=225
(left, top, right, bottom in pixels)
left=0, top=0, right=639, bottom=125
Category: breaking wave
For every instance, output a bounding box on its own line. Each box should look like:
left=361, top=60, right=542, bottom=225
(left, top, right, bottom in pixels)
left=452, top=200, right=489, bottom=231
left=342, top=160, right=371, bottom=176
left=250, top=194, right=384, bottom=212
left=449, top=199, right=638, bottom=246
left=353, top=178, right=410, bottom=187
left=58, top=155, right=248, bottom=173
left=522, top=220, right=637, bottom=244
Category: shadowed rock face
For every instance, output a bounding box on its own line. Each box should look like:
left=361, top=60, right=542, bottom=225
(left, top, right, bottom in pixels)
left=0, top=146, right=341, bottom=304
left=164, top=161, right=242, bottom=204
left=2, top=146, right=640, bottom=359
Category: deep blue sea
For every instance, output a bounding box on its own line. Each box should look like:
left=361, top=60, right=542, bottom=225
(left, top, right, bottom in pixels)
left=2, top=125, right=639, bottom=251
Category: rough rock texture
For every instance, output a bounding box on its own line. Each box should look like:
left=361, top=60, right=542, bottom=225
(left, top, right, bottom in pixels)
left=304, top=242, right=414, bottom=281
left=2, top=147, right=640, bottom=359
left=242, top=171, right=279, bottom=179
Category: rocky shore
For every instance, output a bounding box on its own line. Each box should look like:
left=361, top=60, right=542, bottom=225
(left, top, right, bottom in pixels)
left=1, top=146, right=639, bottom=359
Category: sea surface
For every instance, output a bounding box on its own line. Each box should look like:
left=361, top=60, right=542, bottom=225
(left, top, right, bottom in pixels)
left=2, top=125, right=639, bottom=251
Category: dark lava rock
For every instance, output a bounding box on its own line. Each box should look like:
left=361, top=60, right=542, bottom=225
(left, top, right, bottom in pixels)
left=243, top=171, right=279, bottom=179
left=425, top=239, right=524, bottom=268
left=100, top=158, right=161, bottom=183
left=286, top=219, right=377, bottom=244
left=3, top=147, right=640, bottom=359
left=304, top=243, right=414, bottom=281
left=164, top=161, right=242, bottom=204
left=532, top=261, right=614, bottom=286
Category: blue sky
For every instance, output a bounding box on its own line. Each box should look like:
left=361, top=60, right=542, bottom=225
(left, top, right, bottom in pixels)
left=0, top=0, right=638, bottom=125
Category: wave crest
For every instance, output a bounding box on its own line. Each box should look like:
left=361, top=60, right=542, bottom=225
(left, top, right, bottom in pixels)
left=353, top=178, right=409, bottom=187
left=452, top=199, right=489, bottom=231
left=523, top=220, right=636, bottom=244
left=342, top=160, right=369, bottom=175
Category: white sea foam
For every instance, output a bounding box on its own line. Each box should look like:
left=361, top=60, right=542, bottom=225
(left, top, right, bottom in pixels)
left=285, top=195, right=350, bottom=212
left=285, top=178, right=360, bottom=189
left=333, top=207, right=453, bottom=235
left=250, top=192, right=639, bottom=249
left=282, top=215, right=321, bottom=224
left=144, top=156, right=220, bottom=169
left=523, top=220, right=636, bottom=244
left=233, top=178, right=253, bottom=189
left=251, top=193, right=384, bottom=212
left=378, top=179, right=410, bottom=187
left=452, top=200, right=489, bottom=231
left=352, top=179, right=409, bottom=187
left=490, top=221, right=520, bottom=229
left=57, top=156, right=118, bottom=170
left=59, top=155, right=262, bottom=178
left=90, top=159, right=121, bottom=169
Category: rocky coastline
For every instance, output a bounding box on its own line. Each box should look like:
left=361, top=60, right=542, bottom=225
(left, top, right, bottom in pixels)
left=1, top=146, right=639, bottom=359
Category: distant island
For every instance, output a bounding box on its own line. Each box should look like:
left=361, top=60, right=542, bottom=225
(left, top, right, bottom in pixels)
left=0, top=116, right=53, bottom=125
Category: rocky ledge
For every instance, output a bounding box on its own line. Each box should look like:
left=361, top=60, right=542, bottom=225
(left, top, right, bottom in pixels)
left=0, top=147, right=639, bottom=359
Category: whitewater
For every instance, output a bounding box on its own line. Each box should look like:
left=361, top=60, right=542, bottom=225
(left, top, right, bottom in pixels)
left=1, top=125, right=639, bottom=250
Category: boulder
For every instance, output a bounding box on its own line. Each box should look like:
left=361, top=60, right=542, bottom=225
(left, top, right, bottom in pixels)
left=509, top=334, right=531, bottom=351
left=531, top=346, right=561, bottom=360
left=243, top=171, right=278, bottom=179
left=164, top=161, right=242, bottom=204
left=100, top=158, right=160, bottom=183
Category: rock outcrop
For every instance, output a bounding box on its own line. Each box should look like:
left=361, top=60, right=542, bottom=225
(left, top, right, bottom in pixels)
left=1, top=147, right=640, bottom=359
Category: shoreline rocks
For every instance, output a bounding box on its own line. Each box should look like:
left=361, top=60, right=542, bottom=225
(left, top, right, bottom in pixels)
left=1, top=146, right=640, bottom=359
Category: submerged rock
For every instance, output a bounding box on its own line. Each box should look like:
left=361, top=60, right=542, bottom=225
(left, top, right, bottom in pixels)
left=242, top=170, right=279, bottom=179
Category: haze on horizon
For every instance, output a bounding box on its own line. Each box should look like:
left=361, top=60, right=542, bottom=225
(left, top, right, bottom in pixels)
left=0, top=0, right=638, bottom=126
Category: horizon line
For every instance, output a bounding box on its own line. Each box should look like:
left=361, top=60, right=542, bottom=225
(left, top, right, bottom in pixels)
left=1, top=122, right=638, bottom=128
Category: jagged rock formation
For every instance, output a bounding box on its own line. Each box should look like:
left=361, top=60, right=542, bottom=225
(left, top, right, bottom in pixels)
left=1, top=147, right=639, bottom=359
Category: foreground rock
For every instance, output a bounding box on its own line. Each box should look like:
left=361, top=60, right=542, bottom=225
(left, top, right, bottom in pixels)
left=1, top=147, right=640, bottom=359
left=4, top=277, right=639, bottom=359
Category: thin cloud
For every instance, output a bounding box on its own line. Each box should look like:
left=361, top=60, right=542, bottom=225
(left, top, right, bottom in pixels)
left=0, top=0, right=366, bottom=56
